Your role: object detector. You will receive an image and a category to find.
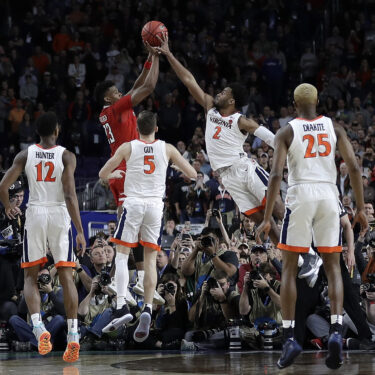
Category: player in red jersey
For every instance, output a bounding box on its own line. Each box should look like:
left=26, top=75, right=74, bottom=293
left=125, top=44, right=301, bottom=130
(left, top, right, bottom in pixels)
left=94, top=49, right=159, bottom=208
left=94, top=47, right=165, bottom=314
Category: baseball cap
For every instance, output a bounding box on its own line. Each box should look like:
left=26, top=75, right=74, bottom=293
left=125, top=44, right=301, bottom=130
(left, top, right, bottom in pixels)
left=238, top=243, right=249, bottom=249
left=9, top=180, right=23, bottom=197
left=260, top=153, right=268, bottom=158
left=251, top=244, right=267, bottom=253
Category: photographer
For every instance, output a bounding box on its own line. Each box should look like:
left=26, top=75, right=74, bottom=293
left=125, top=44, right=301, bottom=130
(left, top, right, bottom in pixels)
left=204, top=209, right=230, bottom=247
left=0, top=180, right=25, bottom=321
left=182, top=271, right=240, bottom=350
left=181, top=228, right=238, bottom=293
left=151, top=273, right=188, bottom=349
left=9, top=268, right=66, bottom=350
left=239, top=263, right=282, bottom=350
left=78, top=274, right=116, bottom=349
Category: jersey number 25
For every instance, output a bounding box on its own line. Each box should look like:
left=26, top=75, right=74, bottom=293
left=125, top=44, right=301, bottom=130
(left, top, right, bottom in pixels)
left=303, top=133, right=331, bottom=158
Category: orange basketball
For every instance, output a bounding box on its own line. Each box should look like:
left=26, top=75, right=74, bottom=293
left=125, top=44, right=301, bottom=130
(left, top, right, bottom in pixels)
left=141, top=21, right=168, bottom=47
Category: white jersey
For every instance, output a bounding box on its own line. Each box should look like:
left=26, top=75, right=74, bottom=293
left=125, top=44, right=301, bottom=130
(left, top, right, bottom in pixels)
left=25, top=144, right=66, bottom=206
left=205, top=108, right=247, bottom=171
left=287, top=116, right=337, bottom=186
left=124, top=139, right=168, bottom=199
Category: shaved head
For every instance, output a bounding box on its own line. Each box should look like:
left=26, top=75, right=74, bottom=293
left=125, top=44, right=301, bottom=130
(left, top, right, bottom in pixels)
left=294, top=83, right=318, bottom=107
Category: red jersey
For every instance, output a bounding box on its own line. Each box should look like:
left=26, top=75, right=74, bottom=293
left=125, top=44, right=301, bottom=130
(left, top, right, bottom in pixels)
left=99, top=94, right=139, bottom=170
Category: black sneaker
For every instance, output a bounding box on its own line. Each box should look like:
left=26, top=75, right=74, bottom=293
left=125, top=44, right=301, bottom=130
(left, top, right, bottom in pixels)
left=359, top=338, right=375, bottom=350
left=277, top=338, right=302, bottom=369
left=102, top=305, right=133, bottom=333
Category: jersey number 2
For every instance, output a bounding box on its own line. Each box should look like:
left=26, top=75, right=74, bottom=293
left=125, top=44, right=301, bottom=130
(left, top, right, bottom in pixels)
left=213, top=126, right=221, bottom=139
left=35, top=162, right=56, bottom=182
left=303, top=134, right=331, bottom=158
left=144, top=155, right=155, bottom=174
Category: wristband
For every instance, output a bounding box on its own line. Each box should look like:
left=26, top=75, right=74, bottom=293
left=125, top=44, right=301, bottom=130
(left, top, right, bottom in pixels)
left=209, top=253, right=217, bottom=260
left=76, top=268, right=83, bottom=273
left=264, top=286, right=270, bottom=293
left=144, top=61, right=152, bottom=70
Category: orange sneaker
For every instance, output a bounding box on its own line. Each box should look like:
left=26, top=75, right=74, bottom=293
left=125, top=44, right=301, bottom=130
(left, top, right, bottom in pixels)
left=37, top=331, right=52, bottom=355
left=63, top=341, right=80, bottom=363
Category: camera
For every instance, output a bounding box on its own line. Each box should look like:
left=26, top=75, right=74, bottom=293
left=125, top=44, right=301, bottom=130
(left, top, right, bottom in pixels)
left=206, top=277, right=218, bottom=292
left=0, top=239, right=23, bottom=258
left=361, top=273, right=375, bottom=296
left=246, top=270, right=262, bottom=289
left=212, top=209, right=220, bottom=218
left=37, top=273, right=51, bottom=286
left=161, top=282, right=176, bottom=297
left=95, top=267, right=112, bottom=295
left=366, top=230, right=375, bottom=248
left=201, top=235, right=215, bottom=248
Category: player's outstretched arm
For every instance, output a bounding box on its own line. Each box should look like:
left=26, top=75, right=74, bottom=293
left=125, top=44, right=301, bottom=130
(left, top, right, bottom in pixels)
left=0, top=150, right=27, bottom=219
left=130, top=53, right=160, bottom=107
left=166, top=144, right=197, bottom=180
left=238, top=116, right=275, bottom=148
left=156, top=34, right=213, bottom=111
left=62, top=150, right=86, bottom=256
left=99, top=143, right=131, bottom=181
left=131, top=43, right=160, bottom=91
left=335, top=123, right=368, bottom=231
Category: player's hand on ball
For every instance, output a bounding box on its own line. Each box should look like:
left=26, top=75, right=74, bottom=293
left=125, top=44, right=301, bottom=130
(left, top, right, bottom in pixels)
left=144, top=41, right=159, bottom=55
left=155, top=32, right=170, bottom=55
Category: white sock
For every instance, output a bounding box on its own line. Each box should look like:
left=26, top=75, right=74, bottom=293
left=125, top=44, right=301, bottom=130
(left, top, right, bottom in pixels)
left=31, top=313, right=42, bottom=327
left=330, top=315, right=343, bottom=325
left=282, top=320, right=295, bottom=329
left=115, top=252, right=129, bottom=309
left=298, top=255, right=304, bottom=267
left=67, top=319, right=78, bottom=334
left=308, top=247, right=315, bottom=255
left=145, top=303, right=153, bottom=311
left=137, top=270, right=145, bottom=283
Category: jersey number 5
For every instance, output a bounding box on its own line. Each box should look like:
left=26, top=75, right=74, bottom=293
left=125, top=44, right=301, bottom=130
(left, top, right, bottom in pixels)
left=144, top=155, right=155, bottom=174
left=213, top=126, right=221, bottom=139
left=303, top=133, right=331, bottom=158
left=35, top=161, right=56, bottom=182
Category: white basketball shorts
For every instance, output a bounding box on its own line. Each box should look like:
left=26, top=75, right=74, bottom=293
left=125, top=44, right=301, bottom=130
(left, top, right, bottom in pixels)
left=278, top=183, right=342, bottom=253
left=221, top=158, right=268, bottom=216
left=22, top=205, right=74, bottom=268
left=110, top=197, right=164, bottom=251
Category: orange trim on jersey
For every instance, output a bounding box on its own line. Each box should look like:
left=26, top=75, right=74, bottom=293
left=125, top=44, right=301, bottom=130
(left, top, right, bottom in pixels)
left=21, top=257, right=48, bottom=269
left=55, top=261, right=76, bottom=268
left=317, top=246, right=342, bottom=253
left=36, top=144, right=58, bottom=150
left=278, top=243, right=310, bottom=253
left=243, top=196, right=267, bottom=217
left=109, top=237, right=138, bottom=248
left=295, top=115, right=323, bottom=122
left=139, top=240, right=161, bottom=251
left=137, top=139, right=158, bottom=144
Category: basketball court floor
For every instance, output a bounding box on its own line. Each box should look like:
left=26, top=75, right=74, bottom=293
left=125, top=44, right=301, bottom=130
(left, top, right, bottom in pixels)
left=1, top=350, right=375, bottom=375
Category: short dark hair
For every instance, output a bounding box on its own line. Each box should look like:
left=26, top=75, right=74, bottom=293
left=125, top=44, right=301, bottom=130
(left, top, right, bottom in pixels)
left=94, top=80, right=114, bottom=106
left=35, top=112, right=58, bottom=137
left=228, top=83, right=248, bottom=110
left=137, top=110, right=157, bottom=135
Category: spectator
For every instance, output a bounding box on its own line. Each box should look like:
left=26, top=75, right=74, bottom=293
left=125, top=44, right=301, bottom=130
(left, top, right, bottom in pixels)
left=19, top=74, right=38, bottom=103
left=18, top=112, right=35, bottom=150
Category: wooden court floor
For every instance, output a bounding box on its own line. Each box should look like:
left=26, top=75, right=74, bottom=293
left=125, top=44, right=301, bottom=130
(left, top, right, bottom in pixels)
left=1, top=350, right=375, bottom=375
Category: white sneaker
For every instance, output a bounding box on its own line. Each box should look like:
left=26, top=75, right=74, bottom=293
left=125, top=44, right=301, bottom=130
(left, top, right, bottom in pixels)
left=181, top=339, right=197, bottom=351
left=133, top=279, right=144, bottom=295
left=126, top=289, right=137, bottom=307
left=153, top=290, right=165, bottom=306
left=132, top=279, right=165, bottom=305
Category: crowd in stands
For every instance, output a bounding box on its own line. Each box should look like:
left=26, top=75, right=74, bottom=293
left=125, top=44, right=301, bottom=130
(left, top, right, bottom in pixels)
left=1, top=0, right=375, bottom=353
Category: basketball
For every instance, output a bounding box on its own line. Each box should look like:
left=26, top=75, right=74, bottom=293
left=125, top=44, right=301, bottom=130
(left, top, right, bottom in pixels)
left=141, top=21, right=168, bottom=47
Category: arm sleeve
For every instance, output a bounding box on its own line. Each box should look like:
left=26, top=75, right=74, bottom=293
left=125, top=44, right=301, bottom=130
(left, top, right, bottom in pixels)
left=113, top=94, right=133, bottom=114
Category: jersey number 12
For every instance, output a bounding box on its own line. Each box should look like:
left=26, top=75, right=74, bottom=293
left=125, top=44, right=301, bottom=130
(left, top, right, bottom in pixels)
left=35, top=161, right=56, bottom=182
